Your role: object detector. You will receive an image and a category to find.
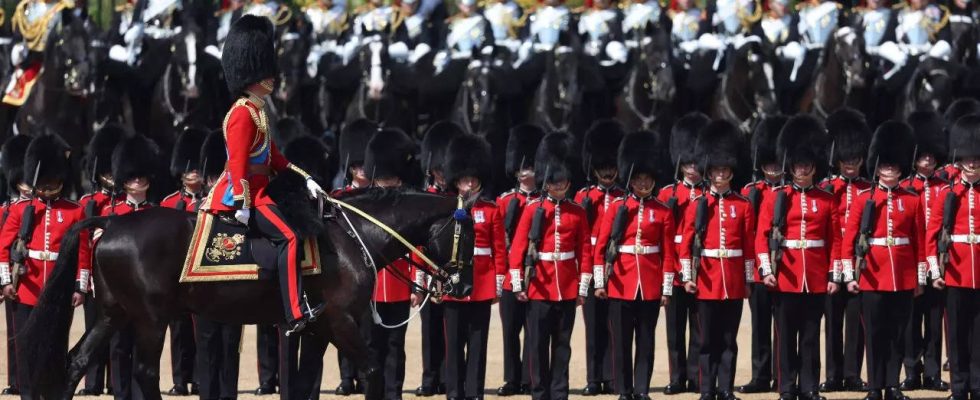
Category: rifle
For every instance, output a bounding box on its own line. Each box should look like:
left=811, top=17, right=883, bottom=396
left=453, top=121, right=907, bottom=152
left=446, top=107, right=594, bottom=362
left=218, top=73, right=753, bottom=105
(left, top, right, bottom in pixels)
left=603, top=165, right=634, bottom=284
left=503, top=156, right=529, bottom=247
left=937, top=191, right=958, bottom=279
left=853, top=157, right=881, bottom=284
left=666, top=157, right=681, bottom=218
left=11, top=162, right=40, bottom=291
left=748, top=145, right=762, bottom=214
left=522, top=203, right=546, bottom=291
left=766, top=153, right=789, bottom=278
left=688, top=195, right=709, bottom=286
left=84, top=157, right=99, bottom=218
left=582, top=156, right=594, bottom=224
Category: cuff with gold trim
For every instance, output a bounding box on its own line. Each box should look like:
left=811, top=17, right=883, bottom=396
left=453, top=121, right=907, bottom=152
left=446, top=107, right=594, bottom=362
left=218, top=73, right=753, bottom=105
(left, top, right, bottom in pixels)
left=579, top=273, right=593, bottom=297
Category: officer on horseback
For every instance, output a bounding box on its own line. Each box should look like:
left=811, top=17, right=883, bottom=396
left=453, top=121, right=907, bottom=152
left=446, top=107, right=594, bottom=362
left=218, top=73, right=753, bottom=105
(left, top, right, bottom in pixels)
left=752, top=0, right=803, bottom=109
left=515, top=0, right=573, bottom=65
left=483, top=0, right=524, bottom=56
left=108, top=0, right=206, bottom=66
left=3, top=0, right=73, bottom=106
left=438, top=0, right=495, bottom=64
left=389, top=0, right=437, bottom=64
left=578, top=0, right=627, bottom=66
left=304, top=0, right=353, bottom=75
left=850, top=0, right=898, bottom=75
left=881, top=0, right=952, bottom=72
left=622, top=0, right=668, bottom=42
left=206, top=14, right=326, bottom=334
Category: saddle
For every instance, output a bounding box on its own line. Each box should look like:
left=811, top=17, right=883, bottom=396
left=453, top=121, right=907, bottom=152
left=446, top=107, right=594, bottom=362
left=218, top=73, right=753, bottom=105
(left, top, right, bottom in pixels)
left=180, top=211, right=321, bottom=283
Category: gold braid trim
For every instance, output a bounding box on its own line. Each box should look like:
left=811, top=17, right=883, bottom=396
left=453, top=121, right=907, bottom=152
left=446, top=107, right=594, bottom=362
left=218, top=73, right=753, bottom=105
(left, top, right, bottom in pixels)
left=931, top=4, right=950, bottom=39
left=288, top=163, right=313, bottom=180
left=13, top=0, right=73, bottom=52
left=272, top=5, right=293, bottom=26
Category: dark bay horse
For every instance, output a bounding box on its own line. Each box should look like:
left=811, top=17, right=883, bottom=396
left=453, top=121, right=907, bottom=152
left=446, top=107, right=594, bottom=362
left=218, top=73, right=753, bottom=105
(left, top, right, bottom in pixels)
left=799, top=27, right=870, bottom=119
left=530, top=47, right=582, bottom=135
left=895, top=57, right=960, bottom=121
left=710, top=40, right=778, bottom=133
left=345, top=37, right=417, bottom=134
left=615, top=26, right=675, bottom=132
left=19, top=186, right=475, bottom=400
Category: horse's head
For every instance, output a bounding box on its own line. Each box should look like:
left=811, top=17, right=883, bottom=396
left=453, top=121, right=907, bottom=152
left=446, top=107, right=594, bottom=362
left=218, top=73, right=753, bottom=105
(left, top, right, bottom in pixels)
left=910, top=58, right=958, bottom=113
left=950, top=20, right=977, bottom=65
left=358, top=36, right=390, bottom=100
left=276, top=16, right=313, bottom=102
left=168, top=27, right=203, bottom=99
left=46, top=9, right=94, bottom=96
left=424, top=198, right=476, bottom=298
left=736, top=41, right=777, bottom=116
left=636, top=26, right=675, bottom=103
left=831, top=26, right=869, bottom=91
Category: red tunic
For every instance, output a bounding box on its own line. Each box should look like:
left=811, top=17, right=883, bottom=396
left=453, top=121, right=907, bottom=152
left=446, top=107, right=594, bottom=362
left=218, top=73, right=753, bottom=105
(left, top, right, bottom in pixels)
left=925, top=181, right=980, bottom=288
left=574, top=185, right=626, bottom=246
left=0, top=198, right=92, bottom=306
left=508, top=197, right=593, bottom=301
left=677, top=190, right=757, bottom=300
left=374, top=258, right=414, bottom=303
left=102, top=200, right=154, bottom=216
left=79, top=190, right=119, bottom=218
left=444, top=199, right=508, bottom=302
left=161, top=190, right=200, bottom=211
left=901, top=174, right=947, bottom=234
left=841, top=185, right=927, bottom=292
left=593, top=194, right=677, bottom=301
left=202, top=95, right=291, bottom=212
left=657, top=180, right=705, bottom=286
left=755, top=185, right=841, bottom=293
left=496, top=188, right=540, bottom=291
left=741, top=179, right=780, bottom=281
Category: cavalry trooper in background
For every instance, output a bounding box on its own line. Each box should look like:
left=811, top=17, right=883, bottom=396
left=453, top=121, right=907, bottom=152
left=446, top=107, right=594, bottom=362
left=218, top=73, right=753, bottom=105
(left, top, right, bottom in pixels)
left=850, top=0, right=898, bottom=122
left=790, top=0, right=842, bottom=86
left=621, top=0, right=668, bottom=41
left=752, top=0, right=804, bottom=112
left=515, top=0, right=574, bottom=70
left=0, top=135, right=32, bottom=397
left=873, top=0, right=952, bottom=80
left=842, top=121, right=927, bottom=400
left=820, top=107, right=872, bottom=393
left=0, top=133, right=91, bottom=398
left=3, top=0, right=73, bottom=106
left=658, top=112, right=709, bottom=396
left=495, top=123, right=545, bottom=397
left=678, top=120, right=756, bottom=400
left=483, top=0, right=524, bottom=56
left=898, top=111, right=950, bottom=393
left=351, top=0, right=397, bottom=39
left=577, top=0, right=628, bottom=118
left=593, top=130, right=677, bottom=400
left=441, top=134, right=507, bottom=400
left=217, top=0, right=290, bottom=45
left=736, top=115, right=789, bottom=395
left=946, top=0, right=977, bottom=64
left=927, top=115, right=980, bottom=400
left=161, top=127, right=208, bottom=396
left=389, top=0, right=437, bottom=66
left=414, top=121, right=463, bottom=397
left=757, top=115, right=841, bottom=400
left=575, top=120, right=626, bottom=396
left=508, top=132, right=593, bottom=400
left=304, top=0, right=356, bottom=77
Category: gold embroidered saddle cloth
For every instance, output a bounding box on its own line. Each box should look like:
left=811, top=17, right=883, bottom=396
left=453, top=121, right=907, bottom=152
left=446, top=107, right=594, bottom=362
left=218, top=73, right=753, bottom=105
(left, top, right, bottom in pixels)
left=180, top=211, right=321, bottom=282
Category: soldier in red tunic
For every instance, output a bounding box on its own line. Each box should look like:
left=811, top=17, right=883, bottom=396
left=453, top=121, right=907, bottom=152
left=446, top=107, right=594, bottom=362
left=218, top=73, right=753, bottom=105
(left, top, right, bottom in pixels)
left=898, top=111, right=950, bottom=392
left=757, top=115, right=841, bottom=400
left=0, top=135, right=32, bottom=396
left=658, top=112, right=709, bottom=396
left=593, top=130, right=676, bottom=400
left=736, top=115, right=788, bottom=395
left=842, top=121, right=927, bottom=400
left=576, top=119, right=625, bottom=396
left=206, top=15, right=325, bottom=334
left=508, top=132, right=593, bottom=400
left=928, top=115, right=980, bottom=400
left=0, top=134, right=91, bottom=397
left=677, top=120, right=756, bottom=400
left=820, top=108, right=872, bottom=393
left=939, top=98, right=980, bottom=183
left=495, top=123, right=544, bottom=397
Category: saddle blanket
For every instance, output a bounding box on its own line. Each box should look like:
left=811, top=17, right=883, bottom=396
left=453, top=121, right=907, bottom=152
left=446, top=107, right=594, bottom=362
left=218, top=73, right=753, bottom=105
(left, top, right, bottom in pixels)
left=2, top=63, right=41, bottom=106
left=180, top=211, right=321, bottom=282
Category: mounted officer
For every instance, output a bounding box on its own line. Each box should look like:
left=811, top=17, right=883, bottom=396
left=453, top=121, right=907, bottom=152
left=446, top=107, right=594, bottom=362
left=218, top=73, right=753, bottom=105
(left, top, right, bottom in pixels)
left=3, top=0, right=74, bottom=106
left=752, top=0, right=803, bottom=111
left=483, top=0, right=524, bottom=56
left=872, top=0, right=951, bottom=80
left=515, top=0, right=575, bottom=67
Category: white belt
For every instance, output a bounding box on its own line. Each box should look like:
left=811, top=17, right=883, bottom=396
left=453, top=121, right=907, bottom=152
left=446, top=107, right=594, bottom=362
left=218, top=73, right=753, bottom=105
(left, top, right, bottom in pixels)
left=28, top=250, right=59, bottom=261
left=473, top=247, right=492, bottom=256
left=781, top=239, right=826, bottom=249
left=701, top=249, right=743, bottom=258
left=951, top=234, right=980, bottom=245
left=619, top=245, right=661, bottom=255
left=539, top=251, right=576, bottom=261
left=868, top=237, right=910, bottom=247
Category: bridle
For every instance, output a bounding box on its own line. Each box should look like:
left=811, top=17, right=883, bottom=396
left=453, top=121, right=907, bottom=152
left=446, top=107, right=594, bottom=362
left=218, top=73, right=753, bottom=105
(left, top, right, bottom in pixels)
left=717, top=46, right=765, bottom=133
left=624, top=41, right=670, bottom=129
left=162, top=33, right=201, bottom=127
left=536, top=49, right=577, bottom=133
left=459, top=60, right=495, bottom=135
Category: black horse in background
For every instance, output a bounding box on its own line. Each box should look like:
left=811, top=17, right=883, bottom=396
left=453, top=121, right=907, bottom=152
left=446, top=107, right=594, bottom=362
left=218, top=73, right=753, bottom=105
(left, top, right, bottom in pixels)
left=18, top=186, right=475, bottom=400
left=710, top=40, right=778, bottom=133
left=345, top=36, right=417, bottom=134
left=800, top=27, right=870, bottom=120
left=895, top=57, right=960, bottom=121
left=274, top=15, right=326, bottom=136
left=529, top=47, right=582, bottom=135
left=615, top=26, right=675, bottom=132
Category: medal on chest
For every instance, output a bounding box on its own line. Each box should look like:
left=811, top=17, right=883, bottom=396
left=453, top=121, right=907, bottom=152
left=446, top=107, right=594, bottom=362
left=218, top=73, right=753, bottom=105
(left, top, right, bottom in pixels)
left=57, top=210, right=63, bottom=224
left=730, top=205, right=736, bottom=219
left=474, top=210, right=485, bottom=223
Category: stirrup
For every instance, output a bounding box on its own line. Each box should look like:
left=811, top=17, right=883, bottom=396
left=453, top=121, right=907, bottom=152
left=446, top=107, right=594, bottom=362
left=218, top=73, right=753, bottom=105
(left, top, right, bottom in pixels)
left=301, top=293, right=326, bottom=322
left=285, top=319, right=307, bottom=337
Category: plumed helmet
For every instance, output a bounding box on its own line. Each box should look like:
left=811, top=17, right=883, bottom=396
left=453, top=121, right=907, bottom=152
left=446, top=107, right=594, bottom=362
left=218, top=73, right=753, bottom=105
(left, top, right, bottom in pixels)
left=695, top=120, right=741, bottom=171
left=534, top=132, right=576, bottom=187
left=751, top=114, right=789, bottom=168
left=24, top=133, right=71, bottom=186
left=421, top=121, right=464, bottom=175
left=582, top=119, right=625, bottom=174
left=221, top=15, right=278, bottom=97
left=444, top=134, right=493, bottom=192
left=867, top=121, right=916, bottom=177
left=948, top=114, right=980, bottom=162
left=283, top=136, right=332, bottom=183
left=506, top=124, right=546, bottom=177
left=363, top=128, right=420, bottom=183
left=670, top=112, right=710, bottom=167
left=86, top=124, right=127, bottom=181
left=2, top=135, right=32, bottom=196
left=200, top=130, right=228, bottom=180
left=112, top=134, right=161, bottom=185
left=906, top=110, right=948, bottom=165
left=826, top=107, right=872, bottom=165
left=171, top=127, right=208, bottom=177
left=618, top=130, right=661, bottom=184
left=777, top=115, right=830, bottom=180
left=338, top=118, right=377, bottom=170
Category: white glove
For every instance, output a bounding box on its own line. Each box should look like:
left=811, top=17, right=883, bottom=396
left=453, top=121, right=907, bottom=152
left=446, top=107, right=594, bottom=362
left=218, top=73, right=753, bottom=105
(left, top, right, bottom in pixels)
left=109, top=45, right=131, bottom=63
left=410, top=43, right=432, bottom=64
left=388, top=41, right=410, bottom=62
left=605, top=41, right=628, bottom=64
left=698, top=33, right=725, bottom=50
left=306, top=178, right=324, bottom=199
left=678, top=40, right=699, bottom=54
left=123, top=24, right=144, bottom=45
left=10, top=43, right=25, bottom=67
left=928, top=40, right=951, bottom=60
left=204, top=45, right=221, bottom=60
left=234, top=209, right=251, bottom=225
left=877, top=41, right=908, bottom=67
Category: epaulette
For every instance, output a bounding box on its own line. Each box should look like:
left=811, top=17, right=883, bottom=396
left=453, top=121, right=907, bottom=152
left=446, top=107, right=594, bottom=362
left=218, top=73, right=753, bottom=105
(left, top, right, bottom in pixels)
left=60, top=198, right=81, bottom=206
left=729, top=192, right=750, bottom=202
left=526, top=197, right=544, bottom=205
left=497, top=188, right=518, bottom=199
left=12, top=198, right=30, bottom=205
left=898, top=187, right=919, bottom=196
left=162, top=191, right=181, bottom=202
left=857, top=187, right=873, bottom=195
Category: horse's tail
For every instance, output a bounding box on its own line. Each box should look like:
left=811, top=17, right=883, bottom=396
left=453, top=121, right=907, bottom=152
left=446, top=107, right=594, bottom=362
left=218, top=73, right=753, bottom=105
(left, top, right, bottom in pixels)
left=18, top=216, right=108, bottom=392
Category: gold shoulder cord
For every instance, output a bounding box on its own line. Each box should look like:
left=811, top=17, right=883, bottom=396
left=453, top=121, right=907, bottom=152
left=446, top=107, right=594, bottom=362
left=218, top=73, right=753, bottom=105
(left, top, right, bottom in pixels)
left=13, top=0, right=72, bottom=52
left=931, top=4, right=950, bottom=39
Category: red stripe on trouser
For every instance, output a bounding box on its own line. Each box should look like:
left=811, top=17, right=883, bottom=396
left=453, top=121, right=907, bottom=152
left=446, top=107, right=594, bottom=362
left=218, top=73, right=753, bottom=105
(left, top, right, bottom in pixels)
left=257, top=206, right=303, bottom=320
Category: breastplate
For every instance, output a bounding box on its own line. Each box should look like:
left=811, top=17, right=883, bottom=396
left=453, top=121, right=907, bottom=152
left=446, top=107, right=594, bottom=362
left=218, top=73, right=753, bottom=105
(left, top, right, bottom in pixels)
left=671, top=8, right=701, bottom=42
left=448, top=15, right=486, bottom=52
left=861, top=8, right=891, bottom=47
left=799, top=2, right=839, bottom=45
left=484, top=2, right=519, bottom=40
left=623, top=2, right=662, bottom=35
left=761, top=14, right=792, bottom=44
left=530, top=6, right=569, bottom=46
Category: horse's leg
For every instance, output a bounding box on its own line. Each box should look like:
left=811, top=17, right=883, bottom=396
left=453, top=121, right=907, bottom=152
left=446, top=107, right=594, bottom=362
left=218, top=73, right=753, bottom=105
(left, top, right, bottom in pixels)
left=328, top=311, right=382, bottom=400
left=63, top=315, right=118, bottom=399
left=131, top=321, right=168, bottom=400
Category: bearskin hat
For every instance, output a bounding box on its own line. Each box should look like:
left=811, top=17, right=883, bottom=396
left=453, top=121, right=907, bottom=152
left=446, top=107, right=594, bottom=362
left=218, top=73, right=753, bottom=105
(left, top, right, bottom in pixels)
left=222, top=15, right=277, bottom=97
left=949, top=114, right=980, bottom=161
left=751, top=115, right=789, bottom=168
left=200, top=130, right=227, bottom=179
left=670, top=112, right=710, bottom=167
left=534, top=132, right=576, bottom=188
left=444, top=134, right=493, bottom=192
left=171, top=127, right=208, bottom=177
left=284, top=136, right=332, bottom=183
left=582, top=119, right=625, bottom=173
left=906, top=110, right=948, bottom=165
left=506, top=124, right=546, bottom=177
left=868, top=121, right=916, bottom=177
left=86, top=124, right=127, bottom=180
left=943, top=97, right=980, bottom=128
left=778, top=115, right=830, bottom=180
left=826, top=107, right=871, bottom=165
left=24, top=133, right=71, bottom=186
left=113, top=134, right=160, bottom=185
left=338, top=118, right=377, bottom=170
left=2, top=135, right=32, bottom=195
left=274, top=117, right=310, bottom=150
left=618, top=130, right=661, bottom=184
left=421, top=121, right=464, bottom=174
left=363, top=128, right=419, bottom=183
left=696, top=120, right=741, bottom=171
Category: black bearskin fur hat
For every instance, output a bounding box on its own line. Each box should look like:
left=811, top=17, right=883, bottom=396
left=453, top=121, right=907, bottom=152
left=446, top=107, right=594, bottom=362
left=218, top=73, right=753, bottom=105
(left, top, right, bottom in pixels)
left=618, top=130, right=661, bottom=184
left=338, top=118, right=377, bottom=170
left=826, top=107, right=872, bottom=165
left=284, top=135, right=332, bottom=184
left=534, top=132, right=576, bottom=187
left=868, top=121, right=916, bottom=177
left=778, top=115, right=830, bottom=181
left=421, top=121, right=464, bottom=174
left=24, top=133, right=71, bottom=186
left=696, top=120, right=741, bottom=171
left=751, top=115, right=789, bottom=168
left=171, top=127, right=208, bottom=177
left=364, top=128, right=420, bottom=183
left=2, top=135, right=32, bottom=196
left=222, top=15, right=277, bottom=97
left=949, top=114, right=980, bottom=161
left=943, top=97, right=980, bottom=128
left=582, top=119, right=625, bottom=173
left=445, top=134, right=493, bottom=193
left=670, top=112, right=710, bottom=167
left=506, top=124, right=546, bottom=177
left=86, top=124, right=127, bottom=180
left=112, top=134, right=160, bottom=185
left=907, top=110, right=948, bottom=165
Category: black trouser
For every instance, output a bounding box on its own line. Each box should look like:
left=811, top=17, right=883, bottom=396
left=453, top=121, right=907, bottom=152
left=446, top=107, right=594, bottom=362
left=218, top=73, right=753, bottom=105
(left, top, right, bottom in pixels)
left=254, top=205, right=305, bottom=322
left=419, top=302, right=445, bottom=389
left=583, top=292, right=612, bottom=386
left=110, top=326, right=140, bottom=400
left=666, top=286, right=700, bottom=385
left=499, top=290, right=529, bottom=386
left=903, top=285, right=944, bottom=381
left=862, top=290, right=913, bottom=391
left=946, top=287, right=980, bottom=396
left=368, top=301, right=409, bottom=400
left=697, top=299, right=743, bottom=395
left=825, top=290, right=865, bottom=383
left=12, top=304, right=31, bottom=398
left=5, top=301, right=18, bottom=390
left=747, top=283, right=774, bottom=384
left=444, top=301, right=491, bottom=399
left=773, top=292, right=825, bottom=394
left=81, top=295, right=108, bottom=393
left=280, top=328, right=329, bottom=400
left=608, top=298, right=660, bottom=396
left=169, top=313, right=196, bottom=388
left=194, top=317, right=242, bottom=400
left=339, top=354, right=359, bottom=385
left=256, top=324, right=279, bottom=390
left=526, top=300, right=576, bottom=400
